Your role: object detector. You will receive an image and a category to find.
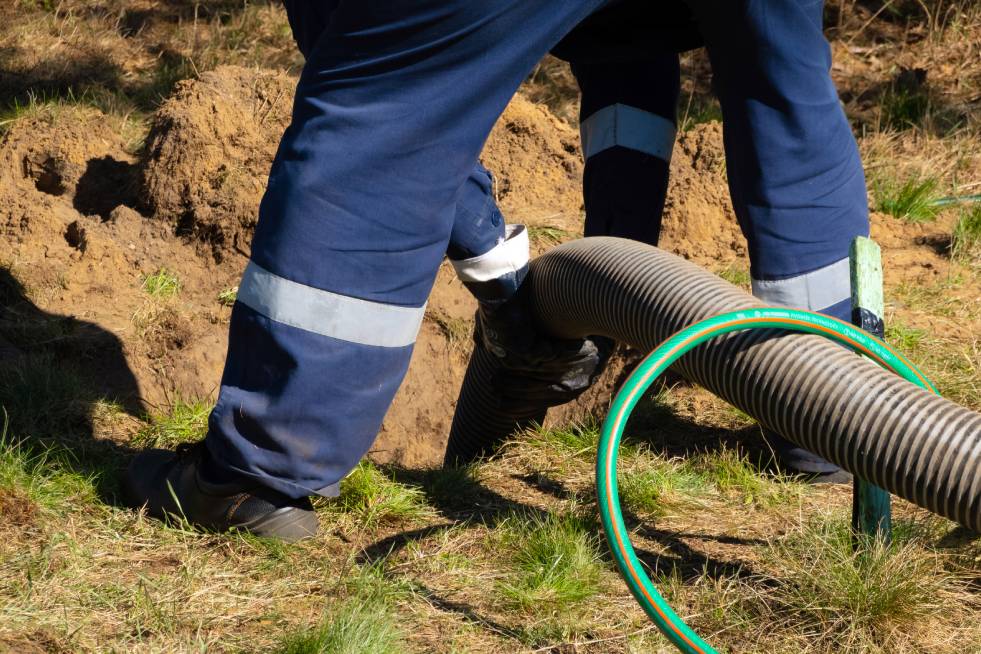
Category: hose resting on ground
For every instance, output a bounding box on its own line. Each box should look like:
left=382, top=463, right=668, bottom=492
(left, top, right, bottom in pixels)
left=446, top=237, right=981, bottom=531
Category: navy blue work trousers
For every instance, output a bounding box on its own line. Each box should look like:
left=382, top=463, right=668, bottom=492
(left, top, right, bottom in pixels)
left=205, top=0, right=868, bottom=498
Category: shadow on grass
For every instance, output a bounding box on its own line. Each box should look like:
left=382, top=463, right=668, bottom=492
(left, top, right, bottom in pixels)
left=511, top=468, right=769, bottom=583
left=0, top=267, right=141, bottom=503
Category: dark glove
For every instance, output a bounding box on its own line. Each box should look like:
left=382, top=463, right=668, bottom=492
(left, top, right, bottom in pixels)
left=476, top=283, right=613, bottom=413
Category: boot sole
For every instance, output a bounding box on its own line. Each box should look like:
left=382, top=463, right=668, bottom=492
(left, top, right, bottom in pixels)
left=237, top=506, right=320, bottom=542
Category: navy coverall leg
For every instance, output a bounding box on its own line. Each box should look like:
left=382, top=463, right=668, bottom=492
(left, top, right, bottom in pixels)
left=204, top=0, right=607, bottom=499
left=567, top=0, right=869, bottom=473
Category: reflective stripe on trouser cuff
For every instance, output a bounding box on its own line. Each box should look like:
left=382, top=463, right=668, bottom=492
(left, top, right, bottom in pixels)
left=236, top=261, right=426, bottom=348
left=752, top=257, right=851, bottom=312
left=580, top=103, right=676, bottom=162
left=450, top=224, right=529, bottom=283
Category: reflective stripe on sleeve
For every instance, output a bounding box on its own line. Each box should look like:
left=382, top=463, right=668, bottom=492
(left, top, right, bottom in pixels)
left=450, top=224, right=529, bottom=283
left=580, top=103, right=676, bottom=162
left=236, top=261, right=426, bottom=348
left=752, top=257, right=852, bottom=312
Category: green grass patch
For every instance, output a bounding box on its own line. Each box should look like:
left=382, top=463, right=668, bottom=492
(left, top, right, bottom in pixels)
left=950, top=205, right=981, bottom=262
left=0, top=417, right=100, bottom=515
left=276, top=565, right=408, bottom=654
left=134, top=400, right=212, bottom=449
left=694, top=447, right=800, bottom=507
left=142, top=269, right=181, bottom=299
left=619, top=455, right=711, bottom=517
left=764, top=515, right=969, bottom=645
left=885, top=322, right=927, bottom=352
left=527, top=225, right=576, bottom=246
left=217, top=287, right=238, bottom=307
left=716, top=265, right=751, bottom=289
left=880, top=87, right=931, bottom=131
left=497, top=511, right=603, bottom=612
left=527, top=421, right=602, bottom=459
left=336, top=461, right=434, bottom=528
left=874, top=176, right=942, bottom=223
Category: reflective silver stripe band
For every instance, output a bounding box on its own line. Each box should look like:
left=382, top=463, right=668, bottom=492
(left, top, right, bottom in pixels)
left=237, top=261, right=425, bottom=348
left=580, top=103, right=676, bottom=162
left=752, top=257, right=852, bottom=311
left=451, top=224, right=529, bottom=283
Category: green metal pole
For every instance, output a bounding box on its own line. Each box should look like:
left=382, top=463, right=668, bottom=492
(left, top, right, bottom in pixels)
left=849, top=236, right=892, bottom=544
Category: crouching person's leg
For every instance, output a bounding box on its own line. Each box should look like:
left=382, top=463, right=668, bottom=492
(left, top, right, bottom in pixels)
left=124, top=0, right=609, bottom=537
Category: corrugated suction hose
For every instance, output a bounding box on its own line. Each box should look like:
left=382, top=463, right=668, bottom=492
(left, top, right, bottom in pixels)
left=446, top=237, right=981, bottom=531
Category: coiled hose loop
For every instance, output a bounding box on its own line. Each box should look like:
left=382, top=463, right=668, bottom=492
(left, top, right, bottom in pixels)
left=599, top=307, right=937, bottom=654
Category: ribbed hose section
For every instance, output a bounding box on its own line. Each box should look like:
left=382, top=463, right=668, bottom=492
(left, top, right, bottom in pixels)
left=450, top=237, right=981, bottom=530
left=444, top=333, right=547, bottom=464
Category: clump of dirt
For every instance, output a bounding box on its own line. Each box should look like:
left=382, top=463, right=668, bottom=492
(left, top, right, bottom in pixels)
left=660, top=122, right=746, bottom=266
left=140, top=65, right=295, bottom=260
left=0, top=106, right=139, bottom=235
left=480, top=95, right=584, bottom=219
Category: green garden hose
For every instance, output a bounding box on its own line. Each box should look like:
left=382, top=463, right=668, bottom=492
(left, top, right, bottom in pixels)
left=597, top=306, right=938, bottom=654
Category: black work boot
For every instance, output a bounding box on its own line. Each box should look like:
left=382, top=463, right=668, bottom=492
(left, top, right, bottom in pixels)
left=765, top=432, right=853, bottom=484
left=122, top=442, right=319, bottom=542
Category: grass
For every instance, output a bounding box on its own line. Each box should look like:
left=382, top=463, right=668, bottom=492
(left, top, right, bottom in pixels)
left=882, top=318, right=980, bottom=410
left=950, top=204, right=981, bottom=262
left=275, top=567, right=408, bottom=654
left=678, top=95, right=724, bottom=132
left=335, top=461, right=434, bottom=528
left=141, top=269, right=181, bottom=299
left=419, top=464, right=483, bottom=509
left=134, top=400, right=212, bottom=449
left=880, top=86, right=932, bottom=132
left=1, top=2, right=979, bottom=652
left=527, top=421, right=601, bottom=458
left=885, top=322, right=927, bottom=351
left=217, top=286, right=238, bottom=306
left=0, top=353, right=87, bottom=441
left=715, top=264, right=751, bottom=289
left=618, top=455, right=711, bottom=517
left=694, top=447, right=801, bottom=507
left=762, top=515, right=975, bottom=649
left=874, top=175, right=942, bottom=222
left=425, top=309, right=473, bottom=348
left=526, top=225, right=576, bottom=246
left=0, top=417, right=100, bottom=516
left=497, top=511, right=604, bottom=613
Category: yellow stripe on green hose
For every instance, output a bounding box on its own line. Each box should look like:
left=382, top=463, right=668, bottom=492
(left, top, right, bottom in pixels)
left=597, top=307, right=938, bottom=654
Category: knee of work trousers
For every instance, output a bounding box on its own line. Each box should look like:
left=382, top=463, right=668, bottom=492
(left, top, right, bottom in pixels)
left=572, top=55, right=680, bottom=246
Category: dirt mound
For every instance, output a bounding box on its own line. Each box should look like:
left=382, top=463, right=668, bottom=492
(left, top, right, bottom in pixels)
left=660, top=122, right=746, bottom=265
left=480, top=95, right=584, bottom=220
left=141, top=66, right=295, bottom=260
left=141, top=66, right=586, bottom=258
